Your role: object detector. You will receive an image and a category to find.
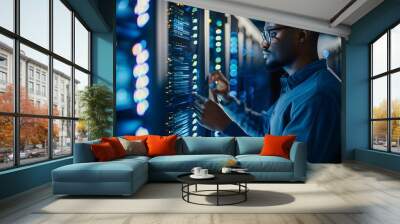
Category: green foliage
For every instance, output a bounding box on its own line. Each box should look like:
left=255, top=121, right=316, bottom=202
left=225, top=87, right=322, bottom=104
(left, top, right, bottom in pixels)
left=79, top=84, right=113, bottom=140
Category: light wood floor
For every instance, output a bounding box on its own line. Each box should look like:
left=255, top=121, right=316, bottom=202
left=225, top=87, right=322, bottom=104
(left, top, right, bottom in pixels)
left=1, top=162, right=400, bottom=224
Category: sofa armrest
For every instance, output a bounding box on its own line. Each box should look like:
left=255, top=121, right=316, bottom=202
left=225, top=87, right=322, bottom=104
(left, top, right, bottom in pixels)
left=73, top=140, right=100, bottom=163
left=289, top=141, right=307, bottom=181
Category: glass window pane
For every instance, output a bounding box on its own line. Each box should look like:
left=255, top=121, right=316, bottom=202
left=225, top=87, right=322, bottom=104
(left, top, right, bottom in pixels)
left=391, top=120, right=400, bottom=153
left=53, top=119, right=72, bottom=157
left=53, top=0, right=72, bottom=60
left=391, top=24, right=400, bottom=70
left=0, top=116, right=14, bottom=170
left=391, top=72, right=400, bottom=118
left=372, top=33, right=387, bottom=76
left=0, top=34, right=14, bottom=113
left=0, top=0, right=14, bottom=31
left=74, top=18, right=89, bottom=70
left=372, top=76, right=387, bottom=119
left=20, top=117, right=49, bottom=165
left=20, top=0, right=49, bottom=49
left=20, top=44, right=49, bottom=115
left=75, top=120, right=88, bottom=143
left=53, top=59, right=72, bottom=117
left=74, top=69, right=89, bottom=118
left=372, top=121, right=388, bottom=151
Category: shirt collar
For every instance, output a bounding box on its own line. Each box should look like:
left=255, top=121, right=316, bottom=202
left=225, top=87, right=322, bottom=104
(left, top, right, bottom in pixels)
left=280, top=59, right=327, bottom=91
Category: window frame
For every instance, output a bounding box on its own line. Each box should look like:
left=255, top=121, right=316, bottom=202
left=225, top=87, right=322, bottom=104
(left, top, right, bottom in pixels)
left=0, top=0, right=92, bottom=171
left=369, top=19, right=400, bottom=154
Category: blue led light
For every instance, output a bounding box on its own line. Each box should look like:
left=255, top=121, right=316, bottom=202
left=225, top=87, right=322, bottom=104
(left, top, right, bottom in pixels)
left=137, top=13, right=150, bottom=27
left=136, top=49, right=149, bottom=64
left=133, top=63, right=149, bottom=77
left=136, top=75, right=150, bottom=88
left=135, top=126, right=149, bottom=135
left=136, top=100, right=149, bottom=115
left=216, top=20, right=223, bottom=27
left=140, top=40, right=147, bottom=48
left=134, top=87, right=149, bottom=103
left=216, top=47, right=222, bottom=53
left=134, top=2, right=149, bottom=15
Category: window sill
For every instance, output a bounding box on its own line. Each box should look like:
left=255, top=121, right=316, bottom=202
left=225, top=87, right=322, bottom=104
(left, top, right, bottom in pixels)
left=0, top=156, right=72, bottom=176
left=355, top=148, right=400, bottom=172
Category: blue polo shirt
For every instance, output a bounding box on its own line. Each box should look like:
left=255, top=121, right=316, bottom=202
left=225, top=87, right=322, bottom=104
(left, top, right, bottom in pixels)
left=222, top=59, right=341, bottom=163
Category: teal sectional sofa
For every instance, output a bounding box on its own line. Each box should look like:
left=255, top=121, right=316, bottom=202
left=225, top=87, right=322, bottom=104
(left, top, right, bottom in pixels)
left=52, top=137, right=307, bottom=196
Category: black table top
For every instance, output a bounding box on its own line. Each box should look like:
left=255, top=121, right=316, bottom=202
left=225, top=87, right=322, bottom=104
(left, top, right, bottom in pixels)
left=177, top=172, right=255, bottom=185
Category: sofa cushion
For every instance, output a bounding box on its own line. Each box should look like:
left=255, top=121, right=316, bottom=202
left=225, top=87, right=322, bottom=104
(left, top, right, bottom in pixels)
left=101, top=137, right=127, bottom=158
left=236, top=137, right=264, bottom=155
left=118, top=138, right=147, bottom=156
left=147, top=135, right=177, bottom=157
left=149, top=154, right=235, bottom=172
left=179, top=137, right=235, bottom=155
left=259, top=135, right=296, bottom=159
left=91, top=142, right=118, bottom=161
left=52, top=158, right=147, bottom=183
left=236, top=155, right=293, bottom=172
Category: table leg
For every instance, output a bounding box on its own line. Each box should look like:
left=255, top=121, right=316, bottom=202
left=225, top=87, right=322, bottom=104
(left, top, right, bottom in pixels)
left=245, top=183, right=247, bottom=201
left=217, top=184, right=219, bottom=206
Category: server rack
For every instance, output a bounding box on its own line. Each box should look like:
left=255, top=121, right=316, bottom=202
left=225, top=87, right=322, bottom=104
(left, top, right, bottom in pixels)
left=165, top=3, right=206, bottom=136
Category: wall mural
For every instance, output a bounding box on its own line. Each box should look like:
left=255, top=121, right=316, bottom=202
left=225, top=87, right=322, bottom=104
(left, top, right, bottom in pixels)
left=116, top=0, right=342, bottom=163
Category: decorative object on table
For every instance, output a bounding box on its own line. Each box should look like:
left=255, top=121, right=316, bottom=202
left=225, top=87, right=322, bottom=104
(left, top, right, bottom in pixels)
left=221, top=167, right=249, bottom=174
left=79, top=84, right=113, bottom=140
left=225, top=159, right=238, bottom=168
left=221, top=167, right=232, bottom=173
left=190, top=167, right=214, bottom=179
left=191, top=167, right=202, bottom=176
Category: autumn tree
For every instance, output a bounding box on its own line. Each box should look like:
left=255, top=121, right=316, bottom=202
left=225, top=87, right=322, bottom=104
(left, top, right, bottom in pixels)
left=0, top=84, right=60, bottom=154
left=372, top=99, right=400, bottom=144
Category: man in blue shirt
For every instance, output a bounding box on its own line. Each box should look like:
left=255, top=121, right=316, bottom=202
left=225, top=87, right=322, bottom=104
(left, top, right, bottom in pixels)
left=194, top=22, right=341, bottom=163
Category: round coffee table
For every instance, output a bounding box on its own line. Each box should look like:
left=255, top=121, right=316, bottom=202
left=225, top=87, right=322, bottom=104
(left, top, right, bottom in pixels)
left=177, top=173, right=255, bottom=206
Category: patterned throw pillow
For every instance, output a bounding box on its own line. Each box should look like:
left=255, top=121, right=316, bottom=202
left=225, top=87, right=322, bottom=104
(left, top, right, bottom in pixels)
left=118, top=137, right=147, bottom=156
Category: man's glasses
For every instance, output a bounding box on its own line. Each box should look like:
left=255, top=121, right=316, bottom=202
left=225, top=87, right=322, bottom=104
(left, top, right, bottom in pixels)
left=261, top=27, right=289, bottom=43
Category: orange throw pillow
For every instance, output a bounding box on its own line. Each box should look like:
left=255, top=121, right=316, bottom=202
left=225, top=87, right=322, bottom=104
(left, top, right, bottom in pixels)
left=91, top=142, right=118, bottom=161
left=259, top=135, right=296, bottom=159
left=124, top=135, right=148, bottom=141
left=146, top=135, right=177, bottom=157
left=101, top=137, right=127, bottom=158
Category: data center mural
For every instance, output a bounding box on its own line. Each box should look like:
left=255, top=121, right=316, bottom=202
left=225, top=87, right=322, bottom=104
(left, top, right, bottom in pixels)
left=116, top=1, right=343, bottom=162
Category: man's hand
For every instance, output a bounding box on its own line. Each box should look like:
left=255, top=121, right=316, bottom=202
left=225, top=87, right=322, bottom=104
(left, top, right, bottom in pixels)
left=209, top=71, right=230, bottom=102
left=193, top=93, right=232, bottom=132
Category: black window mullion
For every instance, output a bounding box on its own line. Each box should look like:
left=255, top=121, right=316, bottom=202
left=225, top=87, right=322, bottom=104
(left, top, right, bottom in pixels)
left=48, top=0, right=54, bottom=160
left=13, top=0, right=20, bottom=167
left=387, top=29, right=391, bottom=152
left=71, top=10, right=76, bottom=154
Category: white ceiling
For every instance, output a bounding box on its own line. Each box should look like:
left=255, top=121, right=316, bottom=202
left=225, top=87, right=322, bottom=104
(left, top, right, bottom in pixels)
left=166, top=0, right=384, bottom=38
left=224, top=0, right=352, bottom=22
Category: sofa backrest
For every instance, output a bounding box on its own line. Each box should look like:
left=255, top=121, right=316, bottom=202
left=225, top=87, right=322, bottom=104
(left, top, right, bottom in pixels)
left=73, top=139, right=100, bottom=163
left=177, top=137, right=236, bottom=155
left=235, top=137, right=264, bottom=155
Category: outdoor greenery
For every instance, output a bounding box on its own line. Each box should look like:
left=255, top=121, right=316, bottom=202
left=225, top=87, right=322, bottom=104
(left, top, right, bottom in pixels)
left=79, top=84, right=113, bottom=140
